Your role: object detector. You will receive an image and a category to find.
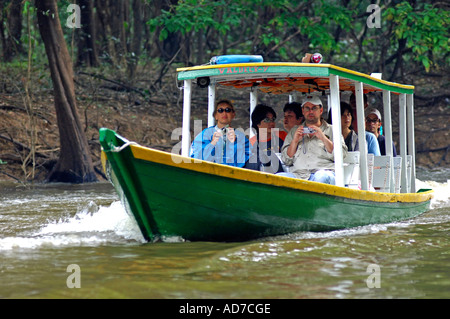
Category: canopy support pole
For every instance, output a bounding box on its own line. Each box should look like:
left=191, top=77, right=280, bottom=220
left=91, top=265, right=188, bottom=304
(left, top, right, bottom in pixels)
left=407, top=94, right=416, bottom=193
left=181, top=79, right=192, bottom=157
left=383, top=90, right=395, bottom=193
left=355, top=81, right=369, bottom=190
left=250, top=88, right=258, bottom=138
left=208, top=83, right=216, bottom=127
left=289, top=92, right=298, bottom=103
left=399, top=93, right=409, bottom=193
left=329, top=74, right=344, bottom=187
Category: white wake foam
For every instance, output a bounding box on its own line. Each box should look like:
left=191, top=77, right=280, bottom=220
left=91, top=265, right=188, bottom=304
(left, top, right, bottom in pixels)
left=0, top=201, right=145, bottom=251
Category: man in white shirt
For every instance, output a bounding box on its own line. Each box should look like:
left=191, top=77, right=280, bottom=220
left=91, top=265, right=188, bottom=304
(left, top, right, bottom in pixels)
left=280, top=95, right=348, bottom=185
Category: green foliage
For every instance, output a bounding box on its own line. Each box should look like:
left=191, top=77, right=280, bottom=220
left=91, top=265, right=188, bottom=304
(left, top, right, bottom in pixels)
left=385, top=2, right=450, bottom=71
left=2, top=0, right=449, bottom=82
left=148, top=0, right=246, bottom=41
left=148, top=0, right=358, bottom=59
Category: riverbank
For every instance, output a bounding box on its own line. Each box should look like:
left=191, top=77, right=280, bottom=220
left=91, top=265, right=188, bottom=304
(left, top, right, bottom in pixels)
left=0, top=64, right=448, bottom=183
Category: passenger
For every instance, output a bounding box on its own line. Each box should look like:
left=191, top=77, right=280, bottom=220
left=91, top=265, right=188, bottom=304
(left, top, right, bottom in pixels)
left=365, top=108, right=397, bottom=156
left=328, top=102, right=380, bottom=155
left=190, top=100, right=251, bottom=167
left=246, top=104, right=285, bottom=174
left=340, top=102, right=359, bottom=151
left=280, top=95, right=348, bottom=185
left=283, top=102, right=303, bottom=134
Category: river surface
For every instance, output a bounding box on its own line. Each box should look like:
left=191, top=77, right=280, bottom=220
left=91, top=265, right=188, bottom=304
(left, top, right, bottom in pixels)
left=0, top=167, right=449, bottom=299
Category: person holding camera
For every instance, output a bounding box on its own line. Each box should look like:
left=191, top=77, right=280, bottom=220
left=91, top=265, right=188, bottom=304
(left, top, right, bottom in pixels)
left=245, top=104, right=285, bottom=174
left=190, top=99, right=251, bottom=167
left=283, top=101, right=303, bottom=134
left=280, top=95, right=348, bottom=185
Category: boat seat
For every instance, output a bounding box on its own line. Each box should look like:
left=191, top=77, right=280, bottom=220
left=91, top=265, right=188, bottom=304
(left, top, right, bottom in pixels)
left=372, top=156, right=392, bottom=192
left=343, top=151, right=360, bottom=189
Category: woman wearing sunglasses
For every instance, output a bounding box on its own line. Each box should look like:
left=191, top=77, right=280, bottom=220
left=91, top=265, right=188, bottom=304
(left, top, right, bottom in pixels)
left=328, top=101, right=381, bottom=156
left=246, top=104, right=286, bottom=174
left=190, top=100, right=251, bottom=167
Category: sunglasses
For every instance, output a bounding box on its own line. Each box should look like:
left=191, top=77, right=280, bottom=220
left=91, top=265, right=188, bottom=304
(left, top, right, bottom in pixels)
left=262, top=117, right=276, bottom=123
left=303, top=106, right=321, bottom=113
left=366, top=118, right=380, bottom=123
left=217, top=108, right=234, bottom=113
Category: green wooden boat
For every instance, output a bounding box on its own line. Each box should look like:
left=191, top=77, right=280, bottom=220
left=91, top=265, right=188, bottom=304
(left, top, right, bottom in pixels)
left=99, top=58, right=433, bottom=242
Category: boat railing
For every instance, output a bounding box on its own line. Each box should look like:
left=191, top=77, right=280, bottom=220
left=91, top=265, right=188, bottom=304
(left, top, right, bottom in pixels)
left=343, top=152, right=413, bottom=193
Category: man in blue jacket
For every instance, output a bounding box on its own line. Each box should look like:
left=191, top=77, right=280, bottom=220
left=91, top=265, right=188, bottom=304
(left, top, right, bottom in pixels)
left=190, top=100, right=251, bottom=167
left=365, top=108, right=397, bottom=156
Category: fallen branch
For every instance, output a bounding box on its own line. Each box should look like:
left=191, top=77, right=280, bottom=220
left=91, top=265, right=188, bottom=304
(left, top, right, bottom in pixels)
left=0, top=105, right=53, bottom=124
left=0, top=134, right=50, bottom=159
left=77, top=72, right=148, bottom=97
left=417, top=145, right=449, bottom=153
left=0, top=170, right=21, bottom=182
left=415, top=94, right=450, bottom=107
left=437, top=146, right=449, bottom=167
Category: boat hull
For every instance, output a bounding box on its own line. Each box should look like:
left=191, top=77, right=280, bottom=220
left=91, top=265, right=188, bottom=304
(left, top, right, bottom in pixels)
left=100, top=128, right=432, bottom=242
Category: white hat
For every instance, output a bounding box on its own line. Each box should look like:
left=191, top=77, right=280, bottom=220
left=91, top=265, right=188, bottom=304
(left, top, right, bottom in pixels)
left=365, top=108, right=382, bottom=120
left=301, top=95, right=323, bottom=108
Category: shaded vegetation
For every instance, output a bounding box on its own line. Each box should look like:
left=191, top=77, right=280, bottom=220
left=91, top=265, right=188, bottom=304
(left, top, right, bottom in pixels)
left=0, top=0, right=448, bottom=182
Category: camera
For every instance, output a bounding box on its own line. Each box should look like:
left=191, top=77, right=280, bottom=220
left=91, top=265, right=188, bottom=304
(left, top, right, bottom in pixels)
left=303, top=127, right=315, bottom=134
left=217, top=126, right=229, bottom=137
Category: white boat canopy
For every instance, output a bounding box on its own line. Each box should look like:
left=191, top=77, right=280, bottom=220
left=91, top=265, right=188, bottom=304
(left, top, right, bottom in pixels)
left=177, top=62, right=417, bottom=193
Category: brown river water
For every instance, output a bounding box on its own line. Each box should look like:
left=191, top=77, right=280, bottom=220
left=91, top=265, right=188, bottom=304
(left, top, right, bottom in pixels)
left=0, top=167, right=449, bottom=300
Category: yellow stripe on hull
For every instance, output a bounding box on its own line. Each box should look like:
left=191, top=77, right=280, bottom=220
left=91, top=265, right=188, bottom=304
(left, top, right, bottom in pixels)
left=129, top=145, right=432, bottom=204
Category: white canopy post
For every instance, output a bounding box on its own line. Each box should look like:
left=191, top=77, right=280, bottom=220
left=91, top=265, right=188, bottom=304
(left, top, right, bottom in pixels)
left=289, top=92, right=298, bottom=103
left=250, top=88, right=258, bottom=138
left=329, top=74, right=344, bottom=187
left=181, top=79, right=192, bottom=157
left=399, top=93, right=409, bottom=193
left=407, top=94, right=416, bottom=192
left=383, top=90, right=395, bottom=192
left=355, top=81, right=369, bottom=190
left=208, top=83, right=216, bottom=127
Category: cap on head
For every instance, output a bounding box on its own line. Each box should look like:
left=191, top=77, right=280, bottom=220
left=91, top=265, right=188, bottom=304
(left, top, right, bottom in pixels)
left=365, top=108, right=382, bottom=120
left=301, top=95, right=323, bottom=108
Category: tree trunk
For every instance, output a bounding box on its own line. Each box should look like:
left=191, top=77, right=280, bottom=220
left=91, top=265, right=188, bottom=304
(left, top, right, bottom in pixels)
left=36, top=0, right=97, bottom=183
left=128, top=0, right=143, bottom=79
left=0, top=0, right=23, bottom=62
left=77, top=0, right=99, bottom=67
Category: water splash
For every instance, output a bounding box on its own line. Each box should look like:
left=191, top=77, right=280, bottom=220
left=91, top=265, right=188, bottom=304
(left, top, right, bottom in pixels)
left=416, top=178, right=450, bottom=209
left=0, top=201, right=145, bottom=251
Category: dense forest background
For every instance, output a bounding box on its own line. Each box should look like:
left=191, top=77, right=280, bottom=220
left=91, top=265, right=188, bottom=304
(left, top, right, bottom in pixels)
left=0, top=0, right=449, bottom=183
